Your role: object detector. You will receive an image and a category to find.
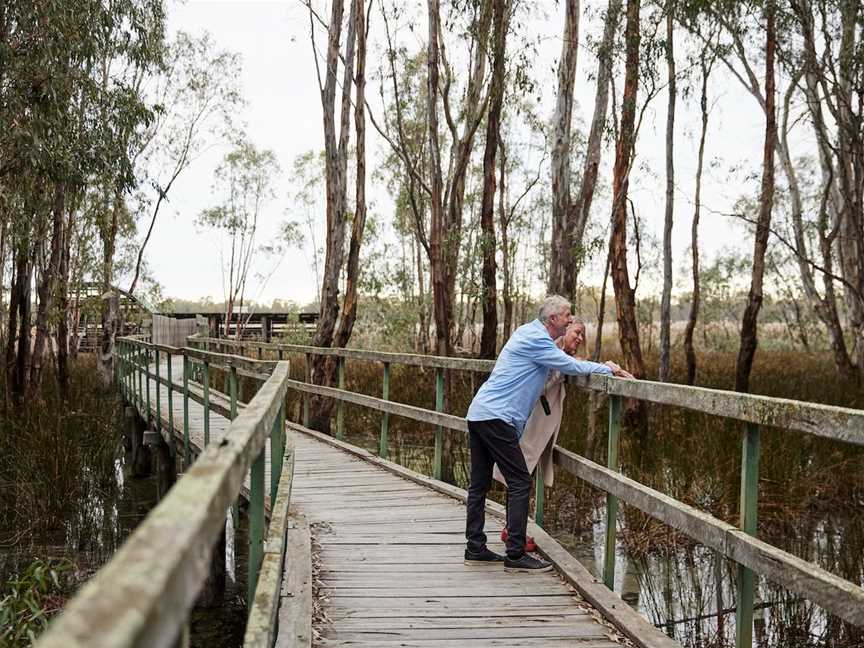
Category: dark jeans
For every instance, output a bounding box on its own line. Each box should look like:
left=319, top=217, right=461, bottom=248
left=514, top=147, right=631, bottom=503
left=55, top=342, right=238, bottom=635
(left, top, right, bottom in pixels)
left=465, top=418, right=531, bottom=559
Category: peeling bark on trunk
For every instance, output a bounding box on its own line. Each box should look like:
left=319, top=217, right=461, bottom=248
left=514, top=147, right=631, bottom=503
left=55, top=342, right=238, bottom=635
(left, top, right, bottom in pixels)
left=735, top=0, right=776, bottom=393
left=565, top=0, right=621, bottom=295
left=309, top=0, right=357, bottom=432
left=609, top=0, right=645, bottom=379
left=549, top=0, right=580, bottom=295
left=30, top=184, right=66, bottom=393
left=479, top=0, right=507, bottom=359
left=333, top=0, right=368, bottom=351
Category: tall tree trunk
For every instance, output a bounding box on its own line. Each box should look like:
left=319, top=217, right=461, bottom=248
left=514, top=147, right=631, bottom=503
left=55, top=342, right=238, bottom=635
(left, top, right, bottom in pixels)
left=6, top=244, right=31, bottom=406
left=98, top=190, right=122, bottom=388
left=609, top=0, right=645, bottom=379
left=57, top=205, right=75, bottom=397
left=684, top=48, right=712, bottom=386
left=499, top=142, right=514, bottom=344
left=479, top=0, right=507, bottom=359
left=333, top=0, right=368, bottom=350
left=735, top=0, right=776, bottom=393
left=309, top=0, right=357, bottom=432
left=566, top=0, right=621, bottom=293
left=658, top=5, right=675, bottom=382
left=549, top=0, right=580, bottom=295
left=30, top=184, right=66, bottom=392
left=427, top=0, right=449, bottom=356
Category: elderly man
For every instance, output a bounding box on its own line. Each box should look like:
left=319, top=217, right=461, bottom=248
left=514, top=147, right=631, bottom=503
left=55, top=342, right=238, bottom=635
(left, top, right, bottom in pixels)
left=464, top=295, right=631, bottom=573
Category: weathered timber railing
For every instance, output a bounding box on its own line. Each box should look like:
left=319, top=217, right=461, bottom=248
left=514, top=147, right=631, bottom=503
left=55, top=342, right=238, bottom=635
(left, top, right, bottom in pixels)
left=191, top=335, right=864, bottom=648
left=36, top=336, right=298, bottom=648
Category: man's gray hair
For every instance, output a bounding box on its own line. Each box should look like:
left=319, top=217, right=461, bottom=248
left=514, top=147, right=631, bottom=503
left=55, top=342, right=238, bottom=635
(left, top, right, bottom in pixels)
left=538, top=294, right=571, bottom=323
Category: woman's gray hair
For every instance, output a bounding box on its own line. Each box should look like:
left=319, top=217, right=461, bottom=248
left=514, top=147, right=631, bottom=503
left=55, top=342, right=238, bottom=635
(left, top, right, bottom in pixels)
left=538, top=295, right=571, bottom=323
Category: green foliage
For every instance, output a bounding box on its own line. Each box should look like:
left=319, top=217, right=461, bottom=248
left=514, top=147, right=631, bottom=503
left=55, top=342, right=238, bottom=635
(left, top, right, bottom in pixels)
left=0, top=558, right=73, bottom=647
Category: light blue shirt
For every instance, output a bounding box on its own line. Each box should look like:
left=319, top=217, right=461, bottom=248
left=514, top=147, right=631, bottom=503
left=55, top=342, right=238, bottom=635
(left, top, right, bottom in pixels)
left=466, top=319, right=612, bottom=436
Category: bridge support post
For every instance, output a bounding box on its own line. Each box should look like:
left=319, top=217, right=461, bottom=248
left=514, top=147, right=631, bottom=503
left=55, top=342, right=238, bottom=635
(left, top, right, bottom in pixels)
left=199, top=523, right=227, bottom=607
left=148, top=427, right=176, bottom=500
left=736, top=423, right=761, bottom=648
left=128, top=408, right=152, bottom=478
left=336, top=357, right=345, bottom=440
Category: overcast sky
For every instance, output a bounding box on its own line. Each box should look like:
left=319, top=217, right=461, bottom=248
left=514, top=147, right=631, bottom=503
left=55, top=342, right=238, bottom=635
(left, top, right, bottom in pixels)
left=145, top=0, right=785, bottom=306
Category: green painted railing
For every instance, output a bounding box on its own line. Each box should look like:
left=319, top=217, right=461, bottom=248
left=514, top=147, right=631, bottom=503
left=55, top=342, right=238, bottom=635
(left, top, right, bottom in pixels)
left=192, top=335, right=864, bottom=648
left=37, top=337, right=297, bottom=648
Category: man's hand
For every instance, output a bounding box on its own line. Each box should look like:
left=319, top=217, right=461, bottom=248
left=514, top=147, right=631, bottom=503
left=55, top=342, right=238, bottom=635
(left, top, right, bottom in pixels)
left=604, top=360, right=635, bottom=379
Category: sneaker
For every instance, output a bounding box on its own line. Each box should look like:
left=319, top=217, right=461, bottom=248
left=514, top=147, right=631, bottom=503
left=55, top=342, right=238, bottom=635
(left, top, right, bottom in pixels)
left=464, top=547, right=505, bottom=566
left=500, top=528, right=538, bottom=552
left=504, top=553, right=553, bottom=573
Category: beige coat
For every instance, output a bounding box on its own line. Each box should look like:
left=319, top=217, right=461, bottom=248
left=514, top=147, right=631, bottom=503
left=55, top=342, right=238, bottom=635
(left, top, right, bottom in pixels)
left=493, top=370, right=565, bottom=487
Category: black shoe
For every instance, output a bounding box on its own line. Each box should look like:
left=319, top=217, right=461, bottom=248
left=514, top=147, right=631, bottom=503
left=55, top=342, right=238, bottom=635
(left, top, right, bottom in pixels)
left=464, top=547, right=505, bottom=566
left=504, top=553, right=553, bottom=573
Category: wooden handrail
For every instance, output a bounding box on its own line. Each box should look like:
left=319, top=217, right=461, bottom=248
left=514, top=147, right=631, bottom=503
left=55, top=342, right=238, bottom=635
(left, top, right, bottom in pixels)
left=38, top=340, right=294, bottom=648
left=195, top=336, right=864, bottom=446
left=200, top=335, right=864, bottom=636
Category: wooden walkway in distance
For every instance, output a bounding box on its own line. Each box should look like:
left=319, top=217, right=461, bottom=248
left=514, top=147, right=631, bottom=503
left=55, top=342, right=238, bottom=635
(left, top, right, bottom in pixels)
left=137, top=356, right=638, bottom=647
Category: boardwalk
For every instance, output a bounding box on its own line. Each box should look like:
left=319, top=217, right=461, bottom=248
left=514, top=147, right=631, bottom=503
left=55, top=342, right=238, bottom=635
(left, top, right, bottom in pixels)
left=37, top=337, right=864, bottom=648
left=138, top=354, right=639, bottom=647
left=293, top=432, right=623, bottom=647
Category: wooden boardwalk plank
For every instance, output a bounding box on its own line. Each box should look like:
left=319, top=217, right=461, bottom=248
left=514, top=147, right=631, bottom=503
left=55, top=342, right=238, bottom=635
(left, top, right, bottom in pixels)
left=287, top=432, right=631, bottom=648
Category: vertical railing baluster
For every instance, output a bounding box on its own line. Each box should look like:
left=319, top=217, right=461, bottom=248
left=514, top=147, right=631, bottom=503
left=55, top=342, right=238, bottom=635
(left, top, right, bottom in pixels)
left=278, top=349, right=283, bottom=361
left=534, top=468, right=545, bottom=526
left=229, top=365, right=238, bottom=419
left=271, top=403, right=284, bottom=505
left=736, top=423, right=761, bottom=648
left=336, top=357, right=345, bottom=440
left=433, top=367, right=444, bottom=481
left=137, top=345, right=143, bottom=410
left=166, top=350, right=174, bottom=447
left=379, top=362, right=390, bottom=459
left=145, top=347, right=152, bottom=421
left=603, top=394, right=622, bottom=590
left=248, top=445, right=265, bottom=606
left=203, top=360, right=211, bottom=447
left=303, top=353, right=311, bottom=427
left=182, top=353, right=190, bottom=465
left=155, top=349, right=161, bottom=431
left=257, top=345, right=262, bottom=360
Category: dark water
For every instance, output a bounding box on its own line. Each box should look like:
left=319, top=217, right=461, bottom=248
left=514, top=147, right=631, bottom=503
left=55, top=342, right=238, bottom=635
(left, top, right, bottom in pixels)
left=0, top=426, right=249, bottom=648
left=303, top=354, right=864, bottom=648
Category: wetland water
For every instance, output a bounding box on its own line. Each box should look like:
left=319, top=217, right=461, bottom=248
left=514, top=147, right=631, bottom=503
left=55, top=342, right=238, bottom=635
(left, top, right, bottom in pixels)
left=0, top=414, right=248, bottom=648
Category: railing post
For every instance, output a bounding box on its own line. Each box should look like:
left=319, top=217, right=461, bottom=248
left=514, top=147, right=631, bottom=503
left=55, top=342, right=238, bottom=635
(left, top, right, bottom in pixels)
left=736, top=422, right=761, bottom=648
left=433, top=368, right=444, bottom=481
left=336, top=357, right=345, bottom=440
left=155, top=349, right=161, bottom=431
left=203, top=360, right=210, bottom=447
left=603, top=394, right=622, bottom=590
left=248, top=446, right=265, bottom=607
left=137, top=346, right=143, bottom=410
left=379, top=362, right=390, bottom=459
left=166, top=351, right=174, bottom=449
left=271, top=403, right=284, bottom=504
left=303, top=353, right=311, bottom=427
left=229, top=365, right=238, bottom=419
left=182, top=353, right=190, bottom=465
left=145, top=347, right=151, bottom=421
left=534, top=468, right=545, bottom=526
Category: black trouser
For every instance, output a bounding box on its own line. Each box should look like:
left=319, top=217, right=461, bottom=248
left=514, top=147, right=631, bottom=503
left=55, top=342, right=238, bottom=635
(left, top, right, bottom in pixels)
left=465, top=418, right=531, bottom=559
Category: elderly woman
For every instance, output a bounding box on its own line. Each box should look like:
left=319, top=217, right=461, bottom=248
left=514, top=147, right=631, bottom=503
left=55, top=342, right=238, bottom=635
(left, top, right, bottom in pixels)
left=493, top=320, right=589, bottom=550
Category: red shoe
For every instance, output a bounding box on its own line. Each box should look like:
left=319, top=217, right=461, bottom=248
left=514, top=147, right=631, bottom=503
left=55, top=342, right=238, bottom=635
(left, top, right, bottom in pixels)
left=500, top=528, right=537, bottom=552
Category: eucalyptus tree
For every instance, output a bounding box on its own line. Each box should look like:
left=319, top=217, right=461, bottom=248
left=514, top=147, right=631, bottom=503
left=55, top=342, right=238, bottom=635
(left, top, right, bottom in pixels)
left=197, top=139, right=281, bottom=338
left=0, top=0, right=166, bottom=400
left=127, top=31, right=243, bottom=297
